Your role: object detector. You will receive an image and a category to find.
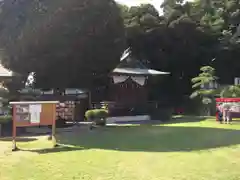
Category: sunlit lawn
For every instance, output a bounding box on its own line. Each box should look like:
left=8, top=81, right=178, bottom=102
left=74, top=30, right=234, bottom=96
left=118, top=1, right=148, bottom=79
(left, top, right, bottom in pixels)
left=1, top=117, right=240, bottom=180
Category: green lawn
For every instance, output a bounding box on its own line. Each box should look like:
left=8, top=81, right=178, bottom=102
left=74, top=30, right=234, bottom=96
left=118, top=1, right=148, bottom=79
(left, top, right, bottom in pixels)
left=1, top=118, right=240, bottom=180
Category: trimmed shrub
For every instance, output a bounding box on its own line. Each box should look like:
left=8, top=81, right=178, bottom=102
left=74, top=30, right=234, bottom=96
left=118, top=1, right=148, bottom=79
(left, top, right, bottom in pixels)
left=0, top=115, right=12, bottom=124
left=0, top=116, right=12, bottom=136
left=85, top=109, right=108, bottom=126
left=97, top=109, right=108, bottom=119
left=85, top=109, right=95, bottom=121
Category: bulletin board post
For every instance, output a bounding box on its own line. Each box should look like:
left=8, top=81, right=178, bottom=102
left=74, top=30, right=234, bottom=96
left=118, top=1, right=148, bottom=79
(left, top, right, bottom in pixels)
left=10, top=101, right=59, bottom=151
left=51, top=103, right=57, bottom=147
left=12, top=104, right=17, bottom=150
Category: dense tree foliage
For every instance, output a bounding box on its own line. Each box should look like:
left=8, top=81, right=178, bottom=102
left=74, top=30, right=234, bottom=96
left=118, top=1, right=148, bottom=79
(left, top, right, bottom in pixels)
left=0, top=0, right=125, bottom=89
left=0, top=0, right=239, bottom=106
left=119, top=0, right=240, bottom=105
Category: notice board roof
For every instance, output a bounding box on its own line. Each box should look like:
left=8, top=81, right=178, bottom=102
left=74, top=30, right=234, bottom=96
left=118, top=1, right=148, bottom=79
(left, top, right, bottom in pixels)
left=10, top=101, right=59, bottom=105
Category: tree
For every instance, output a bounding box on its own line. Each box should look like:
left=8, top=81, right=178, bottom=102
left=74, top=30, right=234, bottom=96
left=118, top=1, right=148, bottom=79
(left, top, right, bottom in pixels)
left=190, top=66, right=218, bottom=115
left=191, top=66, right=218, bottom=98
left=0, top=0, right=125, bottom=89
left=119, top=2, right=219, bottom=104
left=194, top=0, right=240, bottom=84
left=119, top=0, right=240, bottom=105
left=219, top=85, right=240, bottom=98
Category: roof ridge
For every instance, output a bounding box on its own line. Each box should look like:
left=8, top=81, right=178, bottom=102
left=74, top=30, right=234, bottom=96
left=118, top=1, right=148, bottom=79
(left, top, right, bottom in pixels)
left=118, top=48, right=148, bottom=69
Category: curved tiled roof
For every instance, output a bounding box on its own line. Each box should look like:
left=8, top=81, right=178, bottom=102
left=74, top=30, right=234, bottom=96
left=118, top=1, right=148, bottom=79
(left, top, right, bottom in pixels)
left=113, top=48, right=170, bottom=75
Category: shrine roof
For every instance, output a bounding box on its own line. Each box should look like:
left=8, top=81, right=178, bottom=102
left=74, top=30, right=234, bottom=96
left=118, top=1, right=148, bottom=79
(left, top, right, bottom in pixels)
left=0, top=63, right=14, bottom=77
left=112, top=48, right=170, bottom=75
left=113, top=67, right=170, bottom=75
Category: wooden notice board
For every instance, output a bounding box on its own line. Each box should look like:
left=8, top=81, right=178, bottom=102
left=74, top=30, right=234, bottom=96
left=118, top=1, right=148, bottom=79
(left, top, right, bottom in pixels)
left=10, top=101, right=59, bottom=151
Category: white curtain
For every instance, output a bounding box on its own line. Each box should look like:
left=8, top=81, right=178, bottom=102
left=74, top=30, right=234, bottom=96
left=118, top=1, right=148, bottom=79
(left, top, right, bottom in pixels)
left=131, top=76, right=146, bottom=86
left=235, top=77, right=240, bottom=85
left=113, top=75, right=129, bottom=84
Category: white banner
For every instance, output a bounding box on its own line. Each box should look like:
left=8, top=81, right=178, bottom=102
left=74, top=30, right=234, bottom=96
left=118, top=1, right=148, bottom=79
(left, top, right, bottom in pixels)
left=29, top=104, right=42, bottom=123
left=113, top=75, right=129, bottom=84
left=234, top=77, right=240, bottom=85
left=131, top=76, right=146, bottom=86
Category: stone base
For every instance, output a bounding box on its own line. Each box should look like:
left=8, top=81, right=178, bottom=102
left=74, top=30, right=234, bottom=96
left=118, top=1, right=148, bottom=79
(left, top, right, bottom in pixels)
left=106, top=115, right=150, bottom=124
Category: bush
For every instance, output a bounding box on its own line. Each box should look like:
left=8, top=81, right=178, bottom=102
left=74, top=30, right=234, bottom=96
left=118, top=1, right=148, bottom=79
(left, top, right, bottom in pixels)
left=85, top=109, right=108, bottom=120
left=97, top=109, right=108, bottom=119
left=85, top=110, right=95, bottom=121
left=0, top=115, right=12, bottom=124
left=85, top=109, right=108, bottom=126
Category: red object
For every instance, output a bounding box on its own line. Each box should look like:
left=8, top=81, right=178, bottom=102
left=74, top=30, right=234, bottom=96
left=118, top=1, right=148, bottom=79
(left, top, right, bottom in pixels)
left=215, top=98, right=240, bottom=121
left=176, top=108, right=184, bottom=114
left=216, top=98, right=240, bottom=102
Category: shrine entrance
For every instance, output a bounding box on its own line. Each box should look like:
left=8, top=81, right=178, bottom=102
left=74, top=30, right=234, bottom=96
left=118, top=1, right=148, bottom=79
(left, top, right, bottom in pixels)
left=112, top=77, right=147, bottom=105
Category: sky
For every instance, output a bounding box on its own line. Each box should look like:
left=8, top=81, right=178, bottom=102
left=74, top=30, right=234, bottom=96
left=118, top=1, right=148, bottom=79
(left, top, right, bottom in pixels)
left=116, top=0, right=163, bottom=12
left=116, top=0, right=193, bottom=12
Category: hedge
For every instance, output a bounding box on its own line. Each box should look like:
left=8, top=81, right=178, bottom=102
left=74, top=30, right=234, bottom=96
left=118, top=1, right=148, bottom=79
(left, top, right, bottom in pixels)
left=85, top=109, right=108, bottom=121
left=0, top=115, right=12, bottom=124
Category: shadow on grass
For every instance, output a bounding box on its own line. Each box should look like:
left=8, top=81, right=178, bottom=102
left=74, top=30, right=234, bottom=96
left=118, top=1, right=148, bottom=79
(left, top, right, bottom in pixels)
left=168, top=116, right=209, bottom=124
left=0, top=137, right=38, bottom=142
left=21, top=145, right=84, bottom=154
left=56, top=125, right=240, bottom=152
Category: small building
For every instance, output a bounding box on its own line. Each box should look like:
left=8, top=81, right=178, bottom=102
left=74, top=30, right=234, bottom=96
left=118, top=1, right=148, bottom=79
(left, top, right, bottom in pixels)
left=106, top=48, right=170, bottom=117
left=109, top=48, right=169, bottom=104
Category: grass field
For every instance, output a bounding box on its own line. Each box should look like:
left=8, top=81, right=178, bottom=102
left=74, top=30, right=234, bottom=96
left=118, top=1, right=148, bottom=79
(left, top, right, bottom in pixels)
left=1, top=117, right=240, bottom=180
